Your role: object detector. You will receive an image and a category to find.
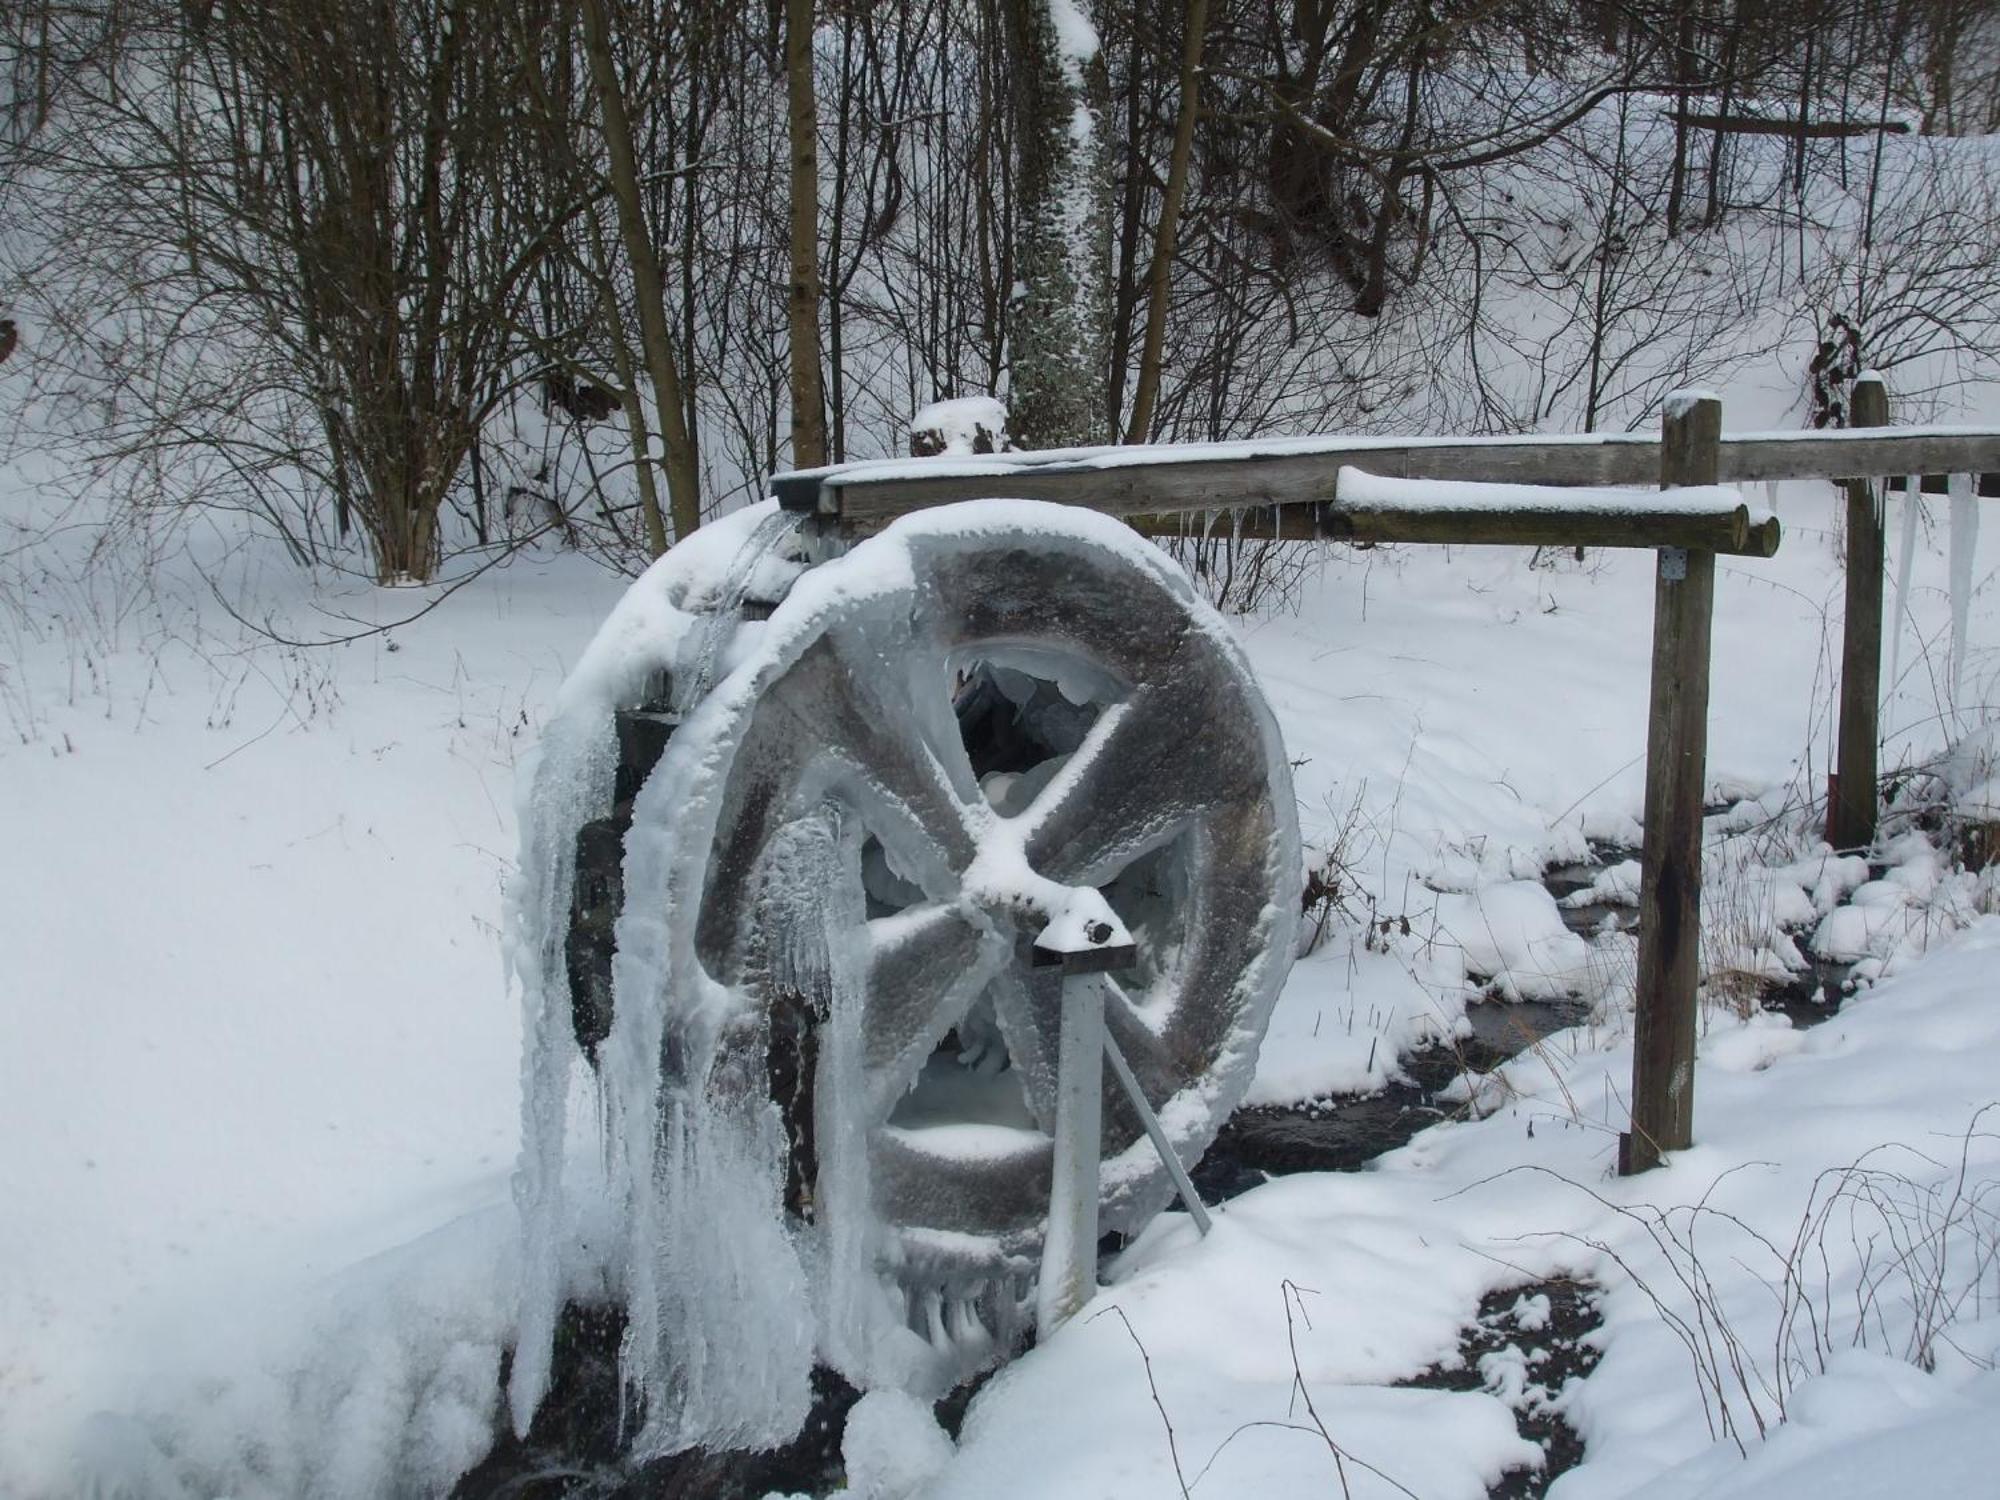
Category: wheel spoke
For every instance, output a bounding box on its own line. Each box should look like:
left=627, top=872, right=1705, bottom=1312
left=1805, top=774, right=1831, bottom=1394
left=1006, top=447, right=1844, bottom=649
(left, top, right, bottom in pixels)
left=983, top=967, right=1186, bottom=1152
left=981, top=964, right=1062, bottom=1133
left=778, top=639, right=985, bottom=887
left=860, top=902, right=1006, bottom=1117
left=1018, top=685, right=1224, bottom=883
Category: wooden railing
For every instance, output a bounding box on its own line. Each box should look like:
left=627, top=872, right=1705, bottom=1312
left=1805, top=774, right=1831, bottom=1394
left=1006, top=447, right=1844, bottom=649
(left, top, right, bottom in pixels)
left=772, top=381, right=2000, bottom=1176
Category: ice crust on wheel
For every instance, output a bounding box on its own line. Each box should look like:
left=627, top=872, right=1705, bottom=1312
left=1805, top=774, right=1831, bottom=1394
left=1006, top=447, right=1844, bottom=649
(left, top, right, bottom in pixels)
left=509, top=499, right=1299, bottom=1458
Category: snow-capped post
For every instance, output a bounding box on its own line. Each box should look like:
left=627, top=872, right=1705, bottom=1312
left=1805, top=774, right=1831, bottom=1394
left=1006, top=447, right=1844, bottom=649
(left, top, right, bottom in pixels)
left=909, top=397, right=1012, bottom=458
left=1624, top=391, right=1721, bottom=1176
left=1828, top=373, right=1890, bottom=851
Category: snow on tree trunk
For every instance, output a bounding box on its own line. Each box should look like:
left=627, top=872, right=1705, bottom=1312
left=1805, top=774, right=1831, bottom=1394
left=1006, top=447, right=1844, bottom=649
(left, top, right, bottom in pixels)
left=1003, top=0, right=1111, bottom=450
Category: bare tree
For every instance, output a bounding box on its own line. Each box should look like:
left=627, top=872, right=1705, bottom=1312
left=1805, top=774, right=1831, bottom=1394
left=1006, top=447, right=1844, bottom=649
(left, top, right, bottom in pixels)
left=576, top=0, right=701, bottom=548
left=1124, top=0, right=1209, bottom=444
left=7, top=0, right=572, bottom=579
left=785, top=0, right=827, bottom=468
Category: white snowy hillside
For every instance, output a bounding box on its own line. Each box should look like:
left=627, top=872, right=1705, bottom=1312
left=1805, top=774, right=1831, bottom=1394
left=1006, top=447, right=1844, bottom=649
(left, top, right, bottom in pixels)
left=5, top=4, right=2000, bottom=1495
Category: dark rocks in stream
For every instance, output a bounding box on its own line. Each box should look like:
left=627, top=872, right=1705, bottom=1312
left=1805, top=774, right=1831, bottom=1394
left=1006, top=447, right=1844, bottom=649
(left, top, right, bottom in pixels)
left=1192, top=998, right=1592, bottom=1201
left=455, top=1308, right=1003, bottom=1499
left=1398, top=1277, right=1604, bottom=1498
left=452, top=1304, right=860, bottom=1500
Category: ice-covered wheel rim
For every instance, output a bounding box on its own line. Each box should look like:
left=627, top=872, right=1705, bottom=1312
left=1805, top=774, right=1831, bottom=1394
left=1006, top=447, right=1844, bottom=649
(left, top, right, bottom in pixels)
left=615, top=502, right=1298, bottom=1382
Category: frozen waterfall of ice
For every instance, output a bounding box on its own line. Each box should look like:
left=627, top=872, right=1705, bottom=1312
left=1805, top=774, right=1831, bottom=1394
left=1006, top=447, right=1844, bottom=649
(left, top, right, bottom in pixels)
left=506, top=503, right=808, bottom=1446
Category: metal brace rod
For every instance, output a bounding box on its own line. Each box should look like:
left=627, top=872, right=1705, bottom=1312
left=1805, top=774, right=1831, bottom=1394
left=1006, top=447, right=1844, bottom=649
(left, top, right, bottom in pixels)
left=1102, top=1030, right=1213, bottom=1236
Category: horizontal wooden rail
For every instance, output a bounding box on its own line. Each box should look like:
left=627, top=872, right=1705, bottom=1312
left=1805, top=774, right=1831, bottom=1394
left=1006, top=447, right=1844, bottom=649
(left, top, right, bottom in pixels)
left=772, top=424, right=2000, bottom=550
left=759, top=380, right=1992, bottom=1178
left=1125, top=497, right=1778, bottom=557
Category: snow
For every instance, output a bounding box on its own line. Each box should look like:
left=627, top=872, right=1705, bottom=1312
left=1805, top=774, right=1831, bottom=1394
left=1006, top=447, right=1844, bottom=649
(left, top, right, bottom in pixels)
left=840, top=1390, right=956, bottom=1500
left=1030, top=885, right=1131, bottom=955
left=3, top=452, right=1995, bottom=1496
left=910, top=398, right=1010, bottom=457
left=0, top=494, right=627, bottom=1494
left=1336, top=468, right=1759, bottom=519
left=932, top=918, right=2000, bottom=1500
left=1626, top=1361, right=2000, bottom=1500
left=1433, top=881, right=1595, bottom=1001
left=1042, top=0, right=1099, bottom=76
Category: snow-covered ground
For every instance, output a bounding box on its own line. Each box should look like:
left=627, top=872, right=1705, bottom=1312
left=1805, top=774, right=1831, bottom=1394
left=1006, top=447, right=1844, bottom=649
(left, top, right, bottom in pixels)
left=2, top=436, right=1996, bottom=1496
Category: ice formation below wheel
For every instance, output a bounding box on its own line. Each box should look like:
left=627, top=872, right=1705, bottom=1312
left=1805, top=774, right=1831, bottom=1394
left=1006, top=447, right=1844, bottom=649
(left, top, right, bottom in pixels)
left=518, top=500, right=1297, bottom=1442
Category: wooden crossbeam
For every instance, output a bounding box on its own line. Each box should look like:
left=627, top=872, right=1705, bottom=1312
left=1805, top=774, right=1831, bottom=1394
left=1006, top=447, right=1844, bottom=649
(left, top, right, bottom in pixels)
left=773, top=425, right=2000, bottom=553
left=1679, top=111, right=1911, bottom=138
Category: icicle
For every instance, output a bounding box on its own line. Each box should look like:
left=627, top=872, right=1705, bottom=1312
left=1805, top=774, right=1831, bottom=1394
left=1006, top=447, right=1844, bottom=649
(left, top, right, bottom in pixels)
left=1764, top=479, right=1781, bottom=516
left=676, top=508, right=796, bottom=713
left=778, top=807, right=899, bottom=1388
left=609, top=722, right=815, bottom=1458
left=1887, top=475, right=1922, bottom=706
left=507, top=711, right=618, bottom=1436
left=507, top=501, right=808, bottom=1449
left=1948, top=472, right=1979, bottom=715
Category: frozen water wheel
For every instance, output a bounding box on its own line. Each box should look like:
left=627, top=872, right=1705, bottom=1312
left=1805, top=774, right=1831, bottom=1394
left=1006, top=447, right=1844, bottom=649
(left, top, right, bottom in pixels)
left=583, top=504, right=1298, bottom=1392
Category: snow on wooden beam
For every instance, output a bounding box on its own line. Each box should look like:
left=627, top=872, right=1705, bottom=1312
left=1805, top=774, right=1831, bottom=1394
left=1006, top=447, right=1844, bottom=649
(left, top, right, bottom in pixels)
left=1127, top=477, right=1778, bottom=557
left=773, top=425, right=2000, bottom=554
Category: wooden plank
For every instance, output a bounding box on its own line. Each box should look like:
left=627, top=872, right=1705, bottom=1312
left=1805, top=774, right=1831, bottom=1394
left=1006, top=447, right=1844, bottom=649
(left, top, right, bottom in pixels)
left=775, top=427, right=2000, bottom=539
left=1624, top=393, right=1721, bottom=1177
left=1125, top=503, right=1778, bottom=556
left=1717, top=429, right=2000, bottom=483
left=791, top=438, right=1662, bottom=526
left=1827, top=376, right=1891, bottom=851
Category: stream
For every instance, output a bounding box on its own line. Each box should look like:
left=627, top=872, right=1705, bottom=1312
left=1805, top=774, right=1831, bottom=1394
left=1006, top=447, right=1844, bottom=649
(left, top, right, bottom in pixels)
left=459, top=845, right=1859, bottom=1499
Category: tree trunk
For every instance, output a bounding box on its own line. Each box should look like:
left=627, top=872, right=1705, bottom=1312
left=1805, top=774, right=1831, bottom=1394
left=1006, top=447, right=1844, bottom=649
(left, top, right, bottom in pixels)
left=1665, top=3, right=1697, bottom=237
left=785, top=0, right=828, bottom=469
left=1003, top=0, right=1111, bottom=449
left=577, top=0, right=700, bottom=549
left=1124, top=0, right=1207, bottom=444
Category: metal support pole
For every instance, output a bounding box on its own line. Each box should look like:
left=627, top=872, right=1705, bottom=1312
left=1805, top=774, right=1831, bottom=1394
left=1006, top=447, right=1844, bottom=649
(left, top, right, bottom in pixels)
left=1030, top=892, right=1135, bottom=1341
left=1036, top=967, right=1109, bottom=1341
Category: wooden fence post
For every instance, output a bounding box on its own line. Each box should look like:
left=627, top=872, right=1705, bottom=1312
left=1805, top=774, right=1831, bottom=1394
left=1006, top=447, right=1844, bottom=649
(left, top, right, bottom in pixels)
left=1623, top=392, right=1721, bottom=1176
left=1827, top=373, right=1890, bottom=851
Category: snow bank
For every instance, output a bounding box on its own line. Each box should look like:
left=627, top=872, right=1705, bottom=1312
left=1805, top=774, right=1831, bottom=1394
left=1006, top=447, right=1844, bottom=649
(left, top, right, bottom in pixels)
left=1434, top=881, right=1594, bottom=1000
left=936, top=917, right=2000, bottom=1500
